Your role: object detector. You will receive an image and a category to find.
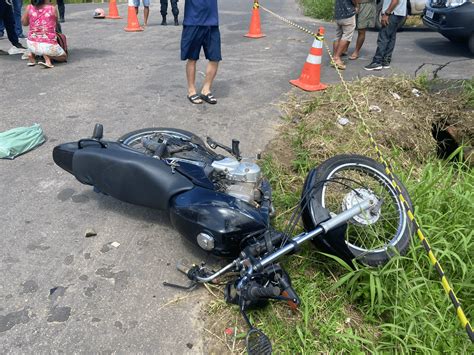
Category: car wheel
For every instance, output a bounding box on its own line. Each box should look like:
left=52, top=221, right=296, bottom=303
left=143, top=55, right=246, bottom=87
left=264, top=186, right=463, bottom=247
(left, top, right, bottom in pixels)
left=442, top=33, right=464, bottom=43
left=469, top=33, right=474, bottom=54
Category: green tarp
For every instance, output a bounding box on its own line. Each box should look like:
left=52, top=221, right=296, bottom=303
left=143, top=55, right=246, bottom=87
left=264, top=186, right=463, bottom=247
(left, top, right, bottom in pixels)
left=0, top=124, right=46, bottom=159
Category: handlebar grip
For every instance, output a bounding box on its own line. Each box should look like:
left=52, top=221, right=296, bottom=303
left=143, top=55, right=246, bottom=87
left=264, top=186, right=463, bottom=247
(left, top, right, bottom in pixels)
left=249, top=285, right=280, bottom=299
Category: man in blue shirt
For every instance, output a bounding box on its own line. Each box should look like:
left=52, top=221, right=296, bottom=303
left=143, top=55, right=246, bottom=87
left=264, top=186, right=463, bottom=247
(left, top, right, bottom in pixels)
left=181, top=0, right=221, bottom=105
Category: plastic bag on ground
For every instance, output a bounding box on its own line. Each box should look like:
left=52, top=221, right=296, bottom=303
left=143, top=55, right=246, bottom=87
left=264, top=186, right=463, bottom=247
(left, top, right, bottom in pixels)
left=0, top=123, right=46, bottom=159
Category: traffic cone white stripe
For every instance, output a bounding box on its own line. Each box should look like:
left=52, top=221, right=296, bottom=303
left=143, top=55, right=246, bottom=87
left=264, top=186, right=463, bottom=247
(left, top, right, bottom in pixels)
left=306, top=54, right=322, bottom=65
left=312, top=39, right=323, bottom=49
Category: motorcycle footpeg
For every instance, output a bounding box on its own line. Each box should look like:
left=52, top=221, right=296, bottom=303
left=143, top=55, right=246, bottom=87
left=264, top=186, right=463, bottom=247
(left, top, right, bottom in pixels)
left=162, top=280, right=197, bottom=291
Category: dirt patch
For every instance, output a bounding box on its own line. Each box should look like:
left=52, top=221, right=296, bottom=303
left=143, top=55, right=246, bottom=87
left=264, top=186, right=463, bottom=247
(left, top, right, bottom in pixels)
left=265, top=76, right=473, bottom=173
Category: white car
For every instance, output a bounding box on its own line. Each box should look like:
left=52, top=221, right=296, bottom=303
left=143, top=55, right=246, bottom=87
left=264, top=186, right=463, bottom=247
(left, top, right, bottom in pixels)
left=375, top=0, right=427, bottom=29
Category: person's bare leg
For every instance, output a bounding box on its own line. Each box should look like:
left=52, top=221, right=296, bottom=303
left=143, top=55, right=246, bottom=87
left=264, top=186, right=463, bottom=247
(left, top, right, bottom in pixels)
left=143, top=6, right=149, bottom=26
left=28, top=52, right=35, bottom=65
left=350, top=29, right=366, bottom=59
left=334, top=39, right=349, bottom=64
left=135, top=7, right=139, bottom=15
left=201, top=61, right=219, bottom=95
left=186, top=59, right=202, bottom=102
left=333, top=39, right=339, bottom=56
left=43, top=54, right=53, bottom=66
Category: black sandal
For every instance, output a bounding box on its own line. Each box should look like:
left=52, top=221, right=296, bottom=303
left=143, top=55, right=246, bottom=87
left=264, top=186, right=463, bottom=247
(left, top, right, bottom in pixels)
left=187, top=94, right=203, bottom=104
left=200, top=92, right=217, bottom=105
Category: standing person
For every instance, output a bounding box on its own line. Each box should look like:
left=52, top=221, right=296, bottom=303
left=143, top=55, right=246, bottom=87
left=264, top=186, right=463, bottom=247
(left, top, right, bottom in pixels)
left=364, top=0, right=406, bottom=70
left=0, top=0, right=24, bottom=48
left=21, top=0, right=67, bottom=68
left=332, top=0, right=356, bottom=70
left=133, top=0, right=150, bottom=27
left=0, top=0, right=25, bottom=38
left=181, top=0, right=221, bottom=105
left=56, top=0, right=65, bottom=22
left=349, top=0, right=375, bottom=60
left=160, top=0, right=179, bottom=26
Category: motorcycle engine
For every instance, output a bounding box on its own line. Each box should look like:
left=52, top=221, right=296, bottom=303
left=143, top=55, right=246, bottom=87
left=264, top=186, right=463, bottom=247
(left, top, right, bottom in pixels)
left=211, top=157, right=262, bottom=205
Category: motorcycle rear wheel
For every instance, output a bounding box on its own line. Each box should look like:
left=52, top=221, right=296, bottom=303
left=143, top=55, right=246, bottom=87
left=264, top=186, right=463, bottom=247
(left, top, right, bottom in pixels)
left=302, top=155, right=414, bottom=266
left=118, top=127, right=206, bottom=154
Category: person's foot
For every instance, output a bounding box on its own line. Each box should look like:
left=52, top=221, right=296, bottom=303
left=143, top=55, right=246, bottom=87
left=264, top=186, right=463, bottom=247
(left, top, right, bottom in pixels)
left=382, top=60, right=391, bottom=69
left=0, top=32, right=5, bottom=39
left=18, top=33, right=26, bottom=39
left=38, top=61, right=54, bottom=68
left=14, top=42, right=26, bottom=49
left=200, top=92, right=217, bottom=104
left=349, top=52, right=359, bottom=60
left=161, top=16, right=167, bottom=25
left=330, top=60, right=346, bottom=70
left=364, top=62, right=382, bottom=71
left=174, top=16, right=179, bottom=26
left=188, top=93, right=203, bottom=104
left=59, top=17, right=65, bottom=23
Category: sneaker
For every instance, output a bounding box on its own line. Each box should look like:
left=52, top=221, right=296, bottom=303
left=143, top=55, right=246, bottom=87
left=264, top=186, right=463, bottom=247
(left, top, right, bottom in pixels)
left=382, top=62, right=391, bottom=69
left=174, top=17, right=179, bottom=26
left=59, top=17, right=65, bottom=23
left=364, top=62, right=382, bottom=71
left=18, top=34, right=26, bottom=39
left=161, top=16, right=167, bottom=25
left=8, top=46, right=26, bottom=55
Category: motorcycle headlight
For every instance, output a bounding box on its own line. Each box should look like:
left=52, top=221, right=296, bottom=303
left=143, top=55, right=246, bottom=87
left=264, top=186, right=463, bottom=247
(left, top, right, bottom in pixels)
left=446, top=0, right=467, bottom=6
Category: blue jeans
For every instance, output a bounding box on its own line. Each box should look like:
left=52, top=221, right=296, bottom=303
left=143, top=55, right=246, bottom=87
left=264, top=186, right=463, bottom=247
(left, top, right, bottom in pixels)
left=0, top=0, right=23, bottom=37
left=372, top=14, right=405, bottom=64
left=0, top=0, right=18, bottom=45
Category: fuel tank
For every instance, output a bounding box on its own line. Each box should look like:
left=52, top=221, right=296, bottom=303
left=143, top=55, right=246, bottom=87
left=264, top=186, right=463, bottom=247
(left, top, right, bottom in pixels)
left=169, top=186, right=269, bottom=257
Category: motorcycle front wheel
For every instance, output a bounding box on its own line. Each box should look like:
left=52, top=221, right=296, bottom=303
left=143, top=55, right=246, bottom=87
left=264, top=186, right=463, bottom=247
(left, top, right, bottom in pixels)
left=301, top=155, right=414, bottom=266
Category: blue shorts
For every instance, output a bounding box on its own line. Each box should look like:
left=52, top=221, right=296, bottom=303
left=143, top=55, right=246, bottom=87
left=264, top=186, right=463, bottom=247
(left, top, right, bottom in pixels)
left=180, top=25, right=222, bottom=62
left=133, top=0, right=150, bottom=7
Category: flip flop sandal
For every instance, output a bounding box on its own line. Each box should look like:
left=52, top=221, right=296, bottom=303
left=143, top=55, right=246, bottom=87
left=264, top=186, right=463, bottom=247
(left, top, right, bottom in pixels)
left=349, top=55, right=359, bottom=60
left=38, top=62, right=54, bottom=69
left=330, top=61, right=346, bottom=70
left=200, top=92, right=217, bottom=105
left=27, top=62, right=36, bottom=66
left=187, top=94, right=203, bottom=104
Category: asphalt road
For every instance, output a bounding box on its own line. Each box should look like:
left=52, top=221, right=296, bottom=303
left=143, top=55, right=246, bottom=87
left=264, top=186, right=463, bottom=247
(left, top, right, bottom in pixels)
left=0, top=1, right=473, bottom=353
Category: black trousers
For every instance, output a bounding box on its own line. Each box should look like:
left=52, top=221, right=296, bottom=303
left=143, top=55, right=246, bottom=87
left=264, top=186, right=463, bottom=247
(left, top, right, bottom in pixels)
left=0, top=0, right=18, bottom=46
left=373, top=14, right=405, bottom=64
left=57, top=0, right=65, bottom=19
left=160, top=0, right=178, bottom=18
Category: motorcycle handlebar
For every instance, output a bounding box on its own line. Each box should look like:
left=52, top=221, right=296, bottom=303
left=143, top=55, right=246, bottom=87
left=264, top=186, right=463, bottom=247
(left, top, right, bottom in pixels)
left=249, top=285, right=280, bottom=299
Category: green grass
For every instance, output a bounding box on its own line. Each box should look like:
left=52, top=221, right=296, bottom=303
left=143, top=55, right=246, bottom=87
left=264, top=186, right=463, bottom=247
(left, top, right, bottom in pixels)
left=242, top=75, right=474, bottom=352
left=299, top=0, right=335, bottom=22
left=255, top=150, right=473, bottom=353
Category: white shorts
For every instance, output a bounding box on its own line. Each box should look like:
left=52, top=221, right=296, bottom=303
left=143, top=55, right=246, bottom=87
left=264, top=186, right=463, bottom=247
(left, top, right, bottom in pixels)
left=27, top=40, right=65, bottom=57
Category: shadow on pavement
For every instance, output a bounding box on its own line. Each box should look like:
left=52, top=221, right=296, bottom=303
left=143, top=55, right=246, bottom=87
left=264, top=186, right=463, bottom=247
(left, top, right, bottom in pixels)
left=415, top=36, right=473, bottom=58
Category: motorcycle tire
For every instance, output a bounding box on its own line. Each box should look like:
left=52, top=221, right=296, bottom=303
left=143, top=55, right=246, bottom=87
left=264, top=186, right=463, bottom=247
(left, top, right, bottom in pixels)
left=118, top=127, right=205, bottom=148
left=301, top=154, right=414, bottom=266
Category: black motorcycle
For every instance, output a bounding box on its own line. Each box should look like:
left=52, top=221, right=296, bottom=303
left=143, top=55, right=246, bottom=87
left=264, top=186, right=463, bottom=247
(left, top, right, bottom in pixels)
left=53, top=125, right=413, bottom=354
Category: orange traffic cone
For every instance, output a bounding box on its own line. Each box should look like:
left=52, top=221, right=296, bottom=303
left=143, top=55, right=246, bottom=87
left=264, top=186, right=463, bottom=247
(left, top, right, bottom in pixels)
left=245, top=0, right=265, bottom=39
left=106, top=0, right=122, bottom=19
left=124, top=0, right=143, bottom=32
left=290, top=27, right=327, bottom=92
